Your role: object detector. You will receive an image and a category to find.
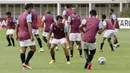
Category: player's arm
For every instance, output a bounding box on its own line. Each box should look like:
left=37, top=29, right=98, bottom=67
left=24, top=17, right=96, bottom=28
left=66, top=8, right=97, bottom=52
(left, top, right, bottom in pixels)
left=79, top=19, right=86, bottom=33
left=67, top=16, right=71, bottom=34
left=26, top=13, right=34, bottom=40
left=16, top=23, right=19, bottom=40
left=98, top=21, right=104, bottom=35
left=64, top=25, right=70, bottom=44
left=62, top=10, right=67, bottom=23
left=41, top=16, right=45, bottom=32
left=47, top=24, right=53, bottom=43
left=112, top=14, right=117, bottom=28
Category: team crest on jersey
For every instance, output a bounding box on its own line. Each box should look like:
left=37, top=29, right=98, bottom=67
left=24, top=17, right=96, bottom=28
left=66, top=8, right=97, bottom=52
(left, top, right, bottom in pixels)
left=72, top=18, right=75, bottom=20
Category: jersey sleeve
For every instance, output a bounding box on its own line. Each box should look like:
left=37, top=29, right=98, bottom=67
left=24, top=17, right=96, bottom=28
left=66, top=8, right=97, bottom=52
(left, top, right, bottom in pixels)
left=112, top=14, right=116, bottom=20
left=50, top=24, right=53, bottom=31
left=80, top=15, right=82, bottom=22
left=81, top=19, right=87, bottom=25
left=62, top=10, right=66, bottom=16
left=64, top=26, right=68, bottom=33
left=67, top=16, right=71, bottom=23
left=98, top=21, right=103, bottom=29
left=26, top=13, right=32, bottom=23
left=103, top=20, right=107, bottom=26
left=42, top=16, right=46, bottom=22
left=13, top=18, right=17, bottom=24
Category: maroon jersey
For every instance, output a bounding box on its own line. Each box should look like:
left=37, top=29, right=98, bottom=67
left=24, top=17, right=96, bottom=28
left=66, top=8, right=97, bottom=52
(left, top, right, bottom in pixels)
left=31, top=9, right=38, bottom=29
left=111, top=13, right=119, bottom=29
left=44, top=14, right=54, bottom=32
left=51, top=23, right=66, bottom=39
left=7, top=17, right=15, bottom=29
left=82, top=17, right=100, bottom=43
left=18, top=12, right=31, bottom=41
left=69, top=14, right=81, bottom=33
left=105, top=20, right=114, bottom=30
left=65, top=8, right=72, bottom=19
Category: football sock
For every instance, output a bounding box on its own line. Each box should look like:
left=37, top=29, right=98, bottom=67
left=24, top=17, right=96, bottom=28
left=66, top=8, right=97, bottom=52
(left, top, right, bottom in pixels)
left=100, top=43, right=104, bottom=50
left=50, top=49, right=55, bottom=60
left=79, top=49, right=82, bottom=56
left=109, top=43, right=114, bottom=51
left=20, top=53, right=25, bottom=64
left=37, top=38, right=42, bottom=48
left=11, top=38, right=15, bottom=46
left=43, top=36, right=47, bottom=43
left=66, top=56, right=70, bottom=61
left=70, top=50, right=73, bottom=57
left=6, top=35, right=11, bottom=45
left=25, top=51, right=34, bottom=64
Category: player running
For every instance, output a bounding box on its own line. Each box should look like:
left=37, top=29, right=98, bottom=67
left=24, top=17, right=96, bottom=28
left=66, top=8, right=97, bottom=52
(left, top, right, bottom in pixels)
left=98, top=15, right=115, bottom=52
left=42, top=10, right=59, bottom=50
left=16, top=4, right=36, bottom=69
left=6, top=11, right=16, bottom=46
left=79, top=10, right=102, bottom=70
left=47, top=15, right=70, bottom=64
left=109, top=9, right=120, bottom=48
left=62, top=5, right=72, bottom=26
left=29, top=3, right=44, bottom=52
left=68, top=7, right=82, bottom=58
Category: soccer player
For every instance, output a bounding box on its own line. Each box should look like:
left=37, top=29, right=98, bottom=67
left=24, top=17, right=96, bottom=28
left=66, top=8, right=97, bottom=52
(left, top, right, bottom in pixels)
left=29, top=3, right=44, bottom=52
left=79, top=10, right=102, bottom=70
left=6, top=11, right=16, bottom=46
left=42, top=10, right=59, bottom=50
left=68, top=7, right=82, bottom=58
left=16, top=4, right=36, bottom=69
left=62, top=5, right=72, bottom=26
left=109, top=9, right=120, bottom=48
left=98, top=15, right=115, bottom=52
left=47, top=15, right=70, bottom=64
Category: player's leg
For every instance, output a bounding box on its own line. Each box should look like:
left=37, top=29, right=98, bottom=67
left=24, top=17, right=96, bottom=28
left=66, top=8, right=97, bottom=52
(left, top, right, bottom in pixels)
left=9, top=29, right=15, bottom=46
left=35, top=34, right=44, bottom=52
left=113, top=35, right=119, bottom=48
left=23, top=45, right=36, bottom=69
left=61, top=38, right=70, bottom=64
left=69, top=41, right=74, bottom=57
left=113, top=29, right=119, bottom=48
left=99, top=30, right=109, bottom=52
left=42, top=32, right=48, bottom=43
left=49, top=43, right=57, bottom=64
left=76, top=41, right=83, bottom=57
left=43, top=36, right=47, bottom=43
left=99, top=37, right=106, bottom=52
left=20, top=47, right=26, bottom=64
left=84, top=43, right=96, bottom=70
left=108, top=38, right=114, bottom=52
left=6, top=29, right=11, bottom=46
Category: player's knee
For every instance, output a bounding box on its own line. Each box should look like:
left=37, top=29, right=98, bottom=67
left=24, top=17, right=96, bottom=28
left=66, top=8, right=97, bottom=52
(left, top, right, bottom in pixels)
left=30, top=48, right=36, bottom=52
left=90, top=49, right=96, bottom=55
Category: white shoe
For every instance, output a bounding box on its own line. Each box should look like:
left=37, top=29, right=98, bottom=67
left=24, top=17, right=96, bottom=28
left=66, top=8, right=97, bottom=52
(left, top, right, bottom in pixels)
left=23, top=63, right=32, bottom=70
left=39, top=48, right=44, bottom=52
left=55, top=47, right=59, bottom=51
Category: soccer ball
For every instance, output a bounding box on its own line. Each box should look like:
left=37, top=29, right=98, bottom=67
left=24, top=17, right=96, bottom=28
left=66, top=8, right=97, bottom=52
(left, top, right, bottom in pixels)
left=98, top=57, right=106, bottom=65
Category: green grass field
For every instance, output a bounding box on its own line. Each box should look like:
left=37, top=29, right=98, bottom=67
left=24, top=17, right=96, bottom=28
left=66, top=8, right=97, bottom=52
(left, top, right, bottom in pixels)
left=0, top=29, right=130, bottom=73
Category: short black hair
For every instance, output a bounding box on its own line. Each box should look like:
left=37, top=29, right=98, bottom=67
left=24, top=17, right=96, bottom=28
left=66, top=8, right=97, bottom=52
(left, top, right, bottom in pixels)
left=65, top=5, right=70, bottom=8
left=56, top=15, right=63, bottom=21
left=90, top=9, right=97, bottom=16
left=102, top=14, right=106, bottom=19
left=6, top=11, right=11, bottom=15
left=110, top=9, right=114, bottom=12
left=46, top=10, right=51, bottom=14
left=25, top=3, right=31, bottom=10
left=29, top=3, right=34, bottom=8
